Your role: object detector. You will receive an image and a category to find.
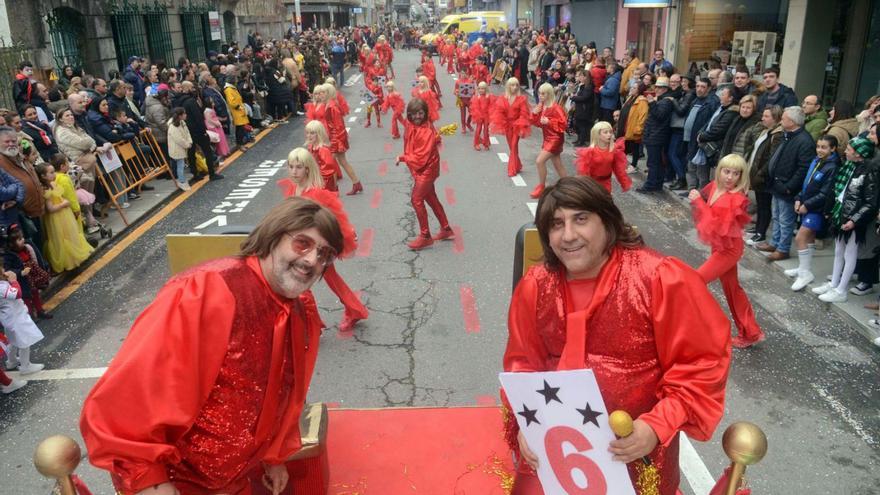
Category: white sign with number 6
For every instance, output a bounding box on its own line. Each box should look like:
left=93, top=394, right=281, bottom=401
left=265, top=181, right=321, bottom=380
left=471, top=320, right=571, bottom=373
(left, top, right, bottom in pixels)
left=499, top=369, right=636, bottom=495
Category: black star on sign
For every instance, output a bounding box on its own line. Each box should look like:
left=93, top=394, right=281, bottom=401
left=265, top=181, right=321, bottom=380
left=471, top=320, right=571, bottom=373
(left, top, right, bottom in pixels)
left=536, top=380, right=562, bottom=405
left=577, top=402, right=603, bottom=428
left=518, top=404, right=541, bottom=427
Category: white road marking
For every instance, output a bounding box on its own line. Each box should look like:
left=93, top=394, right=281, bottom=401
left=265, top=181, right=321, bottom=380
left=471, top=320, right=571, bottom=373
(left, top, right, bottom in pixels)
left=359, top=100, right=366, bottom=105
left=6, top=367, right=108, bottom=381
left=812, top=384, right=877, bottom=445
left=511, top=175, right=527, bottom=187
left=355, top=107, right=362, bottom=113
left=526, top=202, right=538, bottom=217
left=679, top=432, right=716, bottom=495
left=348, top=116, right=357, bottom=122
left=497, top=152, right=509, bottom=162
left=490, top=136, right=499, bottom=145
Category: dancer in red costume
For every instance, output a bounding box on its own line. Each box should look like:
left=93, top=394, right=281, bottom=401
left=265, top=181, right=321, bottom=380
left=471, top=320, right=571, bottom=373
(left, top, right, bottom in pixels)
left=305, top=120, right=341, bottom=191
left=375, top=35, right=395, bottom=78
left=324, top=77, right=349, bottom=116
left=456, top=41, right=472, bottom=75
left=364, top=75, right=384, bottom=128
left=443, top=40, right=456, bottom=74
left=574, top=121, right=632, bottom=193
left=490, top=77, right=531, bottom=177
left=528, top=83, right=569, bottom=198
left=470, top=56, right=490, bottom=85
left=358, top=45, right=374, bottom=73
left=81, top=197, right=344, bottom=495
left=469, top=82, right=492, bottom=151
left=278, top=148, right=369, bottom=332
left=420, top=51, right=442, bottom=101
left=411, top=76, right=440, bottom=124
left=503, top=176, right=731, bottom=495
left=381, top=80, right=406, bottom=139
left=689, top=153, right=765, bottom=348
left=468, top=38, right=485, bottom=63
left=453, top=71, right=475, bottom=134
left=396, top=98, right=454, bottom=251
left=313, top=84, right=363, bottom=195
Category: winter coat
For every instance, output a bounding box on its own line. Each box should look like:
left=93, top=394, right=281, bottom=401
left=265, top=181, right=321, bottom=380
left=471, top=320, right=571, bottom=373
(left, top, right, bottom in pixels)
left=622, top=96, right=649, bottom=142
left=620, top=57, right=641, bottom=97
left=767, top=126, right=816, bottom=198
left=177, top=93, right=208, bottom=138
left=641, top=93, right=675, bottom=146
left=0, top=167, right=24, bottom=227
left=746, top=124, right=783, bottom=191
left=757, top=84, right=797, bottom=112
left=804, top=108, right=829, bottom=141
left=55, top=123, right=97, bottom=164
left=685, top=94, right=720, bottom=161
left=569, top=82, right=594, bottom=121
left=824, top=117, right=860, bottom=157
left=670, top=89, right=695, bottom=129
left=830, top=160, right=880, bottom=232
left=795, top=153, right=840, bottom=213
left=87, top=110, right=132, bottom=143
left=224, top=84, right=249, bottom=126
left=166, top=120, right=193, bottom=160
left=720, top=113, right=760, bottom=157
left=144, top=94, right=171, bottom=143
left=21, top=120, right=59, bottom=162
left=0, top=154, right=43, bottom=218
left=123, top=66, right=146, bottom=107
left=598, top=71, right=621, bottom=111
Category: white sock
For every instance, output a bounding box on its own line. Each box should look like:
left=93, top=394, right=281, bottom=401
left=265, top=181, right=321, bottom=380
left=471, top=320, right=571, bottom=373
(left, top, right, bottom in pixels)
left=5, top=345, right=18, bottom=366
left=798, top=245, right=815, bottom=277
left=18, top=346, right=31, bottom=367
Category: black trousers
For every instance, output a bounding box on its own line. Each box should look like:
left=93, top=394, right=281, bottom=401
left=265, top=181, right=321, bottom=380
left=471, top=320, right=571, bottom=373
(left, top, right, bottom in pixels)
left=754, top=190, right=773, bottom=237
left=234, top=125, right=247, bottom=146
left=856, top=254, right=880, bottom=285
left=187, top=132, right=218, bottom=176
left=575, top=119, right=591, bottom=145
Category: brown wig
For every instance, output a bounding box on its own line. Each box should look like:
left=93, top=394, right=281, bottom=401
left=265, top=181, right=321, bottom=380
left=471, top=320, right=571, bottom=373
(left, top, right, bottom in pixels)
left=534, top=176, right=643, bottom=270
left=239, top=197, right=344, bottom=259
left=406, top=97, right=428, bottom=122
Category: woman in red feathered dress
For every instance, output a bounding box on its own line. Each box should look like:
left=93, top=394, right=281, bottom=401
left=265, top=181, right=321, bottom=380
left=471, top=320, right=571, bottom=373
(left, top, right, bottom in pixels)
left=574, top=121, right=632, bottom=193
left=278, top=147, right=368, bottom=331
left=396, top=98, right=454, bottom=251
left=311, top=84, right=363, bottom=195
left=469, top=82, right=493, bottom=151
left=528, top=83, right=569, bottom=198
left=381, top=80, right=406, bottom=139
left=688, top=153, right=764, bottom=348
left=411, top=76, right=440, bottom=124
left=305, top=120, right=341, bottom=192
left=490, top=77, right=531, bottom=177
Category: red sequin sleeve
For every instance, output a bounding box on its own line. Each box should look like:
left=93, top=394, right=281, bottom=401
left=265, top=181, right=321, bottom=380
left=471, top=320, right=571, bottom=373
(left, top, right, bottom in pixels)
left=640, top=257, right=732, bottom=446
left=692, top=185, right=751, bottom=251
left=80, top=271, right=236, bottom=493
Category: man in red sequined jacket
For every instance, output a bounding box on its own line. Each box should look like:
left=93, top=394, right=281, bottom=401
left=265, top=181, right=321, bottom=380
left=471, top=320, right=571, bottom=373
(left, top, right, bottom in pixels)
left=503, top=176, right=732, bottom=495
left=80, top=198, right=343, bottom=495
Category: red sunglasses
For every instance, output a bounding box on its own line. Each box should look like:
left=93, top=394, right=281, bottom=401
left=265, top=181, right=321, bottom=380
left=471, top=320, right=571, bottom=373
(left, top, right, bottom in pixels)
left=288, top=233, right=337, bottom=266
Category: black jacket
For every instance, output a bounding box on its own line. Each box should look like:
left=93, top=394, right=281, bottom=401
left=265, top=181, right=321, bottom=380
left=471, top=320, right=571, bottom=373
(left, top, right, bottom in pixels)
left=747, top=124, right=783, bottom=191
left=569, top=82, right=594, bottom=121
left=795, top=153, right=840, bottom=213
left=685, top=94, right=719, bottom=161
left=642, top=93, right=675, bottom=146
left=177, top=93, right=208, bottom=137
left=767, top=127, right=816, bottom=198
left=720, top=113, right=760, bottom=157
left=21, top=120, right=59, bottom=162
left=831, top=160, right=880, bottom=229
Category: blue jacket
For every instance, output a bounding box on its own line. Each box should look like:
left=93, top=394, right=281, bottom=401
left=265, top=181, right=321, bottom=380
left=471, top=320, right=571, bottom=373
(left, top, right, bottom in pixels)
left=0, top=167, right=24, bottom=227
left=599, top=71, right=621, bottom=111
left=123, top=66, right=146, bottom=108
left=795, top=153, right=839, bottom=212
left=87, top=110, right=134, bottom=143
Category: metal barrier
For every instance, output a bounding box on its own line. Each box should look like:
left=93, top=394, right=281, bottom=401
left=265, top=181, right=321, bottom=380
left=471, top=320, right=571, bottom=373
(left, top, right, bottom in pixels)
left=97, top=129, right=173, bottom=226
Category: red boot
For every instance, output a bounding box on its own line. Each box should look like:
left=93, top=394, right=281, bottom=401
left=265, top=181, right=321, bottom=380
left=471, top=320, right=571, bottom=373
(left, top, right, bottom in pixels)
left=346, top=181, right=364, bottom=195
left=433, top=227, right=455, bottom=241
left=529, top=183, right=545, bottom=199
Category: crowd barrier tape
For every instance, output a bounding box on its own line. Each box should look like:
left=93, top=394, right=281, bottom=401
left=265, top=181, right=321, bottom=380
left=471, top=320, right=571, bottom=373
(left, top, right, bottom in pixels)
left=96, top=129, right=173, bottom=226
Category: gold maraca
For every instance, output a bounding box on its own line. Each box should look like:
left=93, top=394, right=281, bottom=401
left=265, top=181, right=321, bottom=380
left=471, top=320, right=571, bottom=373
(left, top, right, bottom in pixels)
left=34, top=435, right=81, bottom=495
left=722, top=422, right=768, bottom=495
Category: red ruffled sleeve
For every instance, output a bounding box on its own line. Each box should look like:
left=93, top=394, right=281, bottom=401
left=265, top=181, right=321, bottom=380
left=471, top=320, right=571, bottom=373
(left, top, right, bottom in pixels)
left=277, top=178, right=297, bottom=197
left=489, top=96, right=509, bottom=135
left=640, top=257, right=731, bottom=446
left=574, top=146, right=596, bottom=176
left=304, top=102, right=317, bottom=121
left=336, top=93, right=350, bottom=116
left=692, top=184, right=751, bottom=251
left=303, top=188, right=358, bottom=258
left=544, top=104, right=567, bottom=134
left=512, top=95, right=532, bottom=138
left=312, top=145, right=339, bottom=179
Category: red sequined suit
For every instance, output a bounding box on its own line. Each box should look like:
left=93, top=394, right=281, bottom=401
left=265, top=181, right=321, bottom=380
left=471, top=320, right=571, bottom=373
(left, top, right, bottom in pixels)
left=490, top=94, right=531, bottom=176
left=277, top=181, right=368, bottom=324
left=575, top=140, right=632, bottom=193
left=691, top=182, right=763, bottom=341
left=530, top=103, right=568, bottom=155
left=308, top=144, right=341, bottom=192
left=504, top=247, right=732, bottom=495
left=469, top=94, right=493, bottom=149
left=80, top=256, right=323, bottom=495
left=397, top=120, right=451, bottom=237
left=381, top=91, right=406, bottom=139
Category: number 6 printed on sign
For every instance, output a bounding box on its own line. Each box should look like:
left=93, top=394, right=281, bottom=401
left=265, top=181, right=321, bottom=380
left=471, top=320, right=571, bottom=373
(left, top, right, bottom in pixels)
left=545, top=426, right=608, bottom=494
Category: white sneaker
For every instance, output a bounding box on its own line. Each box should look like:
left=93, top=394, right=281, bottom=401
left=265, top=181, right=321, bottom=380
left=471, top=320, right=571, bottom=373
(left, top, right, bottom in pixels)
left=784, top=267, right=799, bottom=278
left=18, top=362, right=44, bottom=375
left=811, top=282, right=834, bottom=295
left=873, top=336, right=880, bottom=347
left=5, top=358, right=18, bottom=371
left=177, top=181, right=191, bottom=191
left=819, top=288, right=847, bottom=303
left=791, top=272, right=814, bottom=291
left=1, top=378, right=27, bottom=394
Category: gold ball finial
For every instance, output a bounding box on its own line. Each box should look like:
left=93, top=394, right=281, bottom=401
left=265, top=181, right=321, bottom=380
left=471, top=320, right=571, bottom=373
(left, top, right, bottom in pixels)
left=722, top=422, right=768, bottom=466
left=608, top=410, right=634, bottom=437
left=33, top=435, right=81, bottom=479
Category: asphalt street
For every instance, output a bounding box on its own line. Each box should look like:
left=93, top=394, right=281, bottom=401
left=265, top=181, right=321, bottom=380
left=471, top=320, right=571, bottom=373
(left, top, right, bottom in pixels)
left=1, top=49, right=879, bottom=494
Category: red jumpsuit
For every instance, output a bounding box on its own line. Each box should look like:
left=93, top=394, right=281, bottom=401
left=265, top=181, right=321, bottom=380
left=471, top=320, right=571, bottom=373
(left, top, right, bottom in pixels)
left=530, top=103, right=568, bottom=155
left=457, top=47, right=472, bottom=75
left=411, top=87, right=440, bottom=124
left=444, top=44, right=456, bottom=74
left=471, top=63, right=490, bottom=85
left=504, top=248, right=732, bottom=495
left=376, top=42, right=394, bottom=78
left=469, top=93, right=493, bottom=150
left=421, top=58, right=442, bottom=99
left=277, top=181, right=369, bottom=326
left=691, top=182, right=764, bottom=342
left=397, top=120, right=451, bottom=238
left=308, top=143, right=341, bottom=191
left=574, top=140, right=632, bottom=193
left=454, top=76, right=475, bottom=132
left=382, top=91, right=406, bottom=139
left=80, top=256, right=324, bottom=495
left=490, top=94, right=531, bottom=176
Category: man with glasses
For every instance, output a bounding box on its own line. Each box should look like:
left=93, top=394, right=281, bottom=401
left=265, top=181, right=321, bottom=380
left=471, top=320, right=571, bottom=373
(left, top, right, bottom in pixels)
left=81, top=197, right=343, bottom=495
left=802, top=95, right=828, bottom=140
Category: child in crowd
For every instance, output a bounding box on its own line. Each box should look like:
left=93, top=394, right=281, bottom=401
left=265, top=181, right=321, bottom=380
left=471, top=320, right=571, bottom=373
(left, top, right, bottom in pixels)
left=63, top=161, right=99, bottom=234
left=469, top=82, right=492, bottom=151
left=453, top=70, right=474, bottom=135
left=812, top=137, right=879, bottom=303
left=304, top=120, right=341, bottom=192
left=1, top=264, right=45, bottom=376
left=49, top=154, right=85, bottom=232
left=364, top=75, right=384, bottom=128
left=1, top=332, right=28, bottom=393
left=167, top=108, right=193, bottom=191
left=3, top=224, right=50, bottom=320
left=689, top=154, right=765, bottom=348
left=785, top=135, right=840, bottom=291
left=36, top=163, right=95, bottom=273
left=381, top=80, right=406, bottom=139
left=277, top=148, right=369, bottom=332
left=574, top=121, right=631, bottom=194
left=203, top=97, right=229, bottom=159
